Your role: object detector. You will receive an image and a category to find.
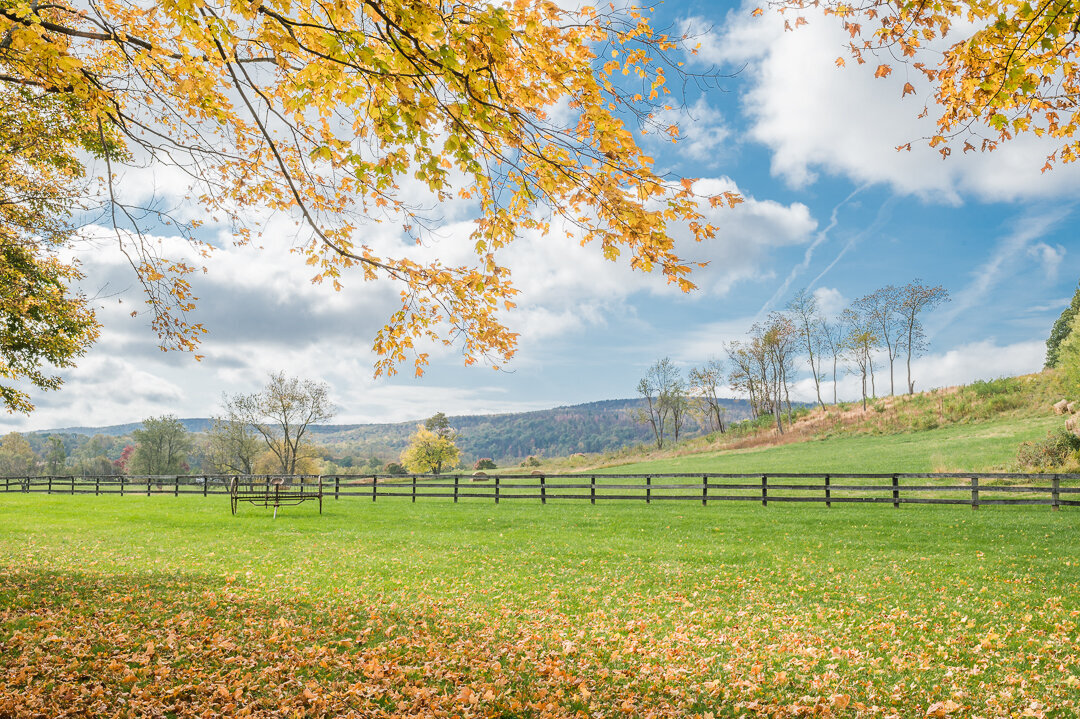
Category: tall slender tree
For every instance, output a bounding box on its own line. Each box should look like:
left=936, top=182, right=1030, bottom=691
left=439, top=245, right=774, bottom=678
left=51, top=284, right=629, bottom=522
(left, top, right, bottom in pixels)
left=787, top=289, right=826, bottom=410
left=636, top=358, right=681, bottom=449
left=689, top=358, right=727, bottom=434
left=841, top=309, right=880, bottom=412
left=897, top=280, right=950, bottom=394
left=818, top=314, right=846, bottom=405
left=855, top=286, right=904, bottom=396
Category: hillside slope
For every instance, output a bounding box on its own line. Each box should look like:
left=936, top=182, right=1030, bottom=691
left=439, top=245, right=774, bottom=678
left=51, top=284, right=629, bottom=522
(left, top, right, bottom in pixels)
left=35, top=398, right=756, bottom=464
left=536, top=372, right=1067, bottom=474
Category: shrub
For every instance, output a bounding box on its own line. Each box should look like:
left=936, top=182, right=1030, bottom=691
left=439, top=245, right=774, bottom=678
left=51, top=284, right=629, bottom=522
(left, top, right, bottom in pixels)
left=969, top=376, right=1022, bottom=397
left=519, top=455, right=541, bottom=467
left=1016, top=428, right=1080, bottom=470
left=474, top=458, right=496, bottom=470
left=384, top=462, right=407, bottom=475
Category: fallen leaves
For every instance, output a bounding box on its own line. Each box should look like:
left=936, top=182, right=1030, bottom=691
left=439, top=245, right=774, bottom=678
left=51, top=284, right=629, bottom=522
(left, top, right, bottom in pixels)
left=1, top=566, right=1078, bottom=718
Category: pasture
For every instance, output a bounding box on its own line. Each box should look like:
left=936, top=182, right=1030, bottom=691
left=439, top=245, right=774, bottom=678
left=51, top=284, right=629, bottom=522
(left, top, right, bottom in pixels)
left=2, top=490, right=1079, bottom=717
left=605, top=415, right=1063, bottom=475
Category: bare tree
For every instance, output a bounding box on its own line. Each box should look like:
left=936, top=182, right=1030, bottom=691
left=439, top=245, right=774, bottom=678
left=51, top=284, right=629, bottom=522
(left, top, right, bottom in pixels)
left=841, top=308, right=880, bottom=411
left=203, top=400, right=261, bottom=475
left=229, top=372, right=336, bottom=475
left=747, top=315, right=797, bottom=434
left=787, top=289, right=826, bottom=410
left=636, top=358, right=681, bottom=449
left=818, top=314, right=846, bottom=405
left=898, top=280, right=950, bottom=394
left=689, top=358, right=727, bottom=434
left=854, top=286, right=904, bottom=395
left=668, top=375, right=690, bottom=444
left=726, top=342, right=761, bottom=420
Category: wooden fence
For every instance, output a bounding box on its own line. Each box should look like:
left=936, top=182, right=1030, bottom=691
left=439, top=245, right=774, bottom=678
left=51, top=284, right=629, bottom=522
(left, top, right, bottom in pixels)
left=3, top=472, right=1080, bottom=510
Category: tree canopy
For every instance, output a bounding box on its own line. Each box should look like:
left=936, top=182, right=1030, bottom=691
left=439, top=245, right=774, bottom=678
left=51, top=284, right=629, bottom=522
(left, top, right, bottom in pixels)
left=1046, top=283, right=1080, bottom=368
left=0, top=0, right=737, bottom=413
left=770, top=0, right=1080, bottom=166
left=400, top=423, right=460, bottom=474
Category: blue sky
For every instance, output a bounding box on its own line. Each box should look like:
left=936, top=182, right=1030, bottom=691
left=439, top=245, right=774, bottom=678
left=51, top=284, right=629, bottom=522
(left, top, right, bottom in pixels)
left=4, top=0, right=1079, bottom=432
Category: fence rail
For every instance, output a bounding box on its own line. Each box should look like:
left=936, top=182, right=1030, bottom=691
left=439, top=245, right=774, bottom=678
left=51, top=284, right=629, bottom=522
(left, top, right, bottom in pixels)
left=3, top=472, right=1079, bottom=510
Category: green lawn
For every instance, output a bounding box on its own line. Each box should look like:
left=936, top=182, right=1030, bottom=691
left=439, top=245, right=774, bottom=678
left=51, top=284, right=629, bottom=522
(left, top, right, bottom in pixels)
left=2, top=491, right=1079, bottom=717
left=605, top=415, right=1061, bottom=474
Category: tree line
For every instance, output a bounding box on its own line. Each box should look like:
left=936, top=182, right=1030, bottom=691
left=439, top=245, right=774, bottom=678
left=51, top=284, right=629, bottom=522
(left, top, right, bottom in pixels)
left=637, top=280, right=949, bottom=447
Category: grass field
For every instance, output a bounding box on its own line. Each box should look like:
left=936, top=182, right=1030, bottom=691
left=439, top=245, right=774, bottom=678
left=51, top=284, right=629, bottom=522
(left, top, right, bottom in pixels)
left=2, top=491, right=1079, bottom=718
left=603, top=415, right=1062, bottom=475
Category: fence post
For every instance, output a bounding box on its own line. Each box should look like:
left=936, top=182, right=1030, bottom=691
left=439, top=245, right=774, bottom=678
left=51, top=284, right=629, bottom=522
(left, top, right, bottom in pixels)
left=175, top=476, right=179, bottom=497
left=454, top=474, right=459, bottom=504
left=824, top=474, right=831, bottom=508
left=147, top=478, right=151, bottom=497
left=71, top=475, right=75, bottom=495
left=120, top=475, right=125, bottom=496
left=1052, top=476, right=1060, bottom=512
left=335, top=476, right=340, bottom=500
left=892, top=474, right=899, bottom=509
left=645, top=476, right=651, bottom=504
left=540, top=474, right=546, bottom=505
left=48, top=476, right=53, bottom=495
left=761, top=474, right=768, bottom=507
left=372, top=476, right=378, bottom=502
left=702, top=474, right=708, bottom=506
left=411, top=475, right=417, bottom=503
left=971, top=476, right=979, bottom=510
left=495, top=476, right=500, bottom=504
left=590, top=476, right=596, bottom=505
left=203, top=477, right=208, bottom=497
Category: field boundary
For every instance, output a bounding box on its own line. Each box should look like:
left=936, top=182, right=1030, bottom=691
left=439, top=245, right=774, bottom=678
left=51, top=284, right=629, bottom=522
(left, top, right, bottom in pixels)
left=3, top=472, right=1079, bottom=510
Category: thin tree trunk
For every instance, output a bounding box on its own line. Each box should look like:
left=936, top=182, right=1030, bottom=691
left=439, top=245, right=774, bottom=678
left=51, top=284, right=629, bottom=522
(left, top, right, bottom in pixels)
left=868, top=354, right=877, bottom=398
left=906, top=325, right=915, bottom=394
left=832, top=355, right=838, bottom=404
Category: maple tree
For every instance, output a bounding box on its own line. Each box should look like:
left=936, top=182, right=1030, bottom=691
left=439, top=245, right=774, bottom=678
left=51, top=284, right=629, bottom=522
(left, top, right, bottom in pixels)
left=0, top=87, right=102, bottom=412
left=768, top=0, right=1080, bottom=166
left=0, top=0, right=737, bottom=392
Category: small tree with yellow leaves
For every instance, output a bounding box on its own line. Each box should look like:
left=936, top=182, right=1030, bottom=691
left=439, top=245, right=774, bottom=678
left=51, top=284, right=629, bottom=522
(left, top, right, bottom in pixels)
left=400, top=425, right=460, bottom=476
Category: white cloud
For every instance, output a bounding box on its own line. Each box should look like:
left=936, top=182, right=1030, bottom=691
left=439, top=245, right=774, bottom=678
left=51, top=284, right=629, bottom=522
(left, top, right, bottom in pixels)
left=644, top=97, right=731, bottom=166
left=690, top=7, right=1080, bottom=201
left=788, top=339, right=1044, bottom=403
left=1028, top=242, right=1066, bottom=280
left=812, top=286, right=846, bottom=318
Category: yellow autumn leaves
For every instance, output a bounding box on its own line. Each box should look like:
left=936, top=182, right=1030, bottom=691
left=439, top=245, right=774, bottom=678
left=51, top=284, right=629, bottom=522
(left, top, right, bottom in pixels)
left=0, top=0, right=729, bottom=395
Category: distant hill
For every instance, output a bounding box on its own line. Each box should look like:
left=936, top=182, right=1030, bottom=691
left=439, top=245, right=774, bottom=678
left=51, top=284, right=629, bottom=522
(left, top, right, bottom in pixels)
left=40, top=418, right=215, bottom=437
left=36, top=398, right=755, bottom=463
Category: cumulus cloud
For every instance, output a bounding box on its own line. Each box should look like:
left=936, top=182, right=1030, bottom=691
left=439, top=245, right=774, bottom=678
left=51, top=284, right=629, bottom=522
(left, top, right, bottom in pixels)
left=687, top=6, right=1080, bottom=202
left=788, top=340, right=1045, bottom=403
left=812, top=287, right=846, bottom=318
left=0, top=174, right=818, bottom=431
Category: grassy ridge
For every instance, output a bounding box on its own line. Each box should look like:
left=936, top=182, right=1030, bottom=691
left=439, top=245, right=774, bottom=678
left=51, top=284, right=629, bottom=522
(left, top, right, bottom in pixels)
left=602, top=415, right=1062, bottom=475
left=2, top=493, right=1079, bottom=717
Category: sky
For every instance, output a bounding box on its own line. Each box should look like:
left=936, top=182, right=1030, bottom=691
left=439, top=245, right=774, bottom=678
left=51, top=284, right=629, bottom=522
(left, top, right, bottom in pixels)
left=5, top=0, right=1080, bottom=432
